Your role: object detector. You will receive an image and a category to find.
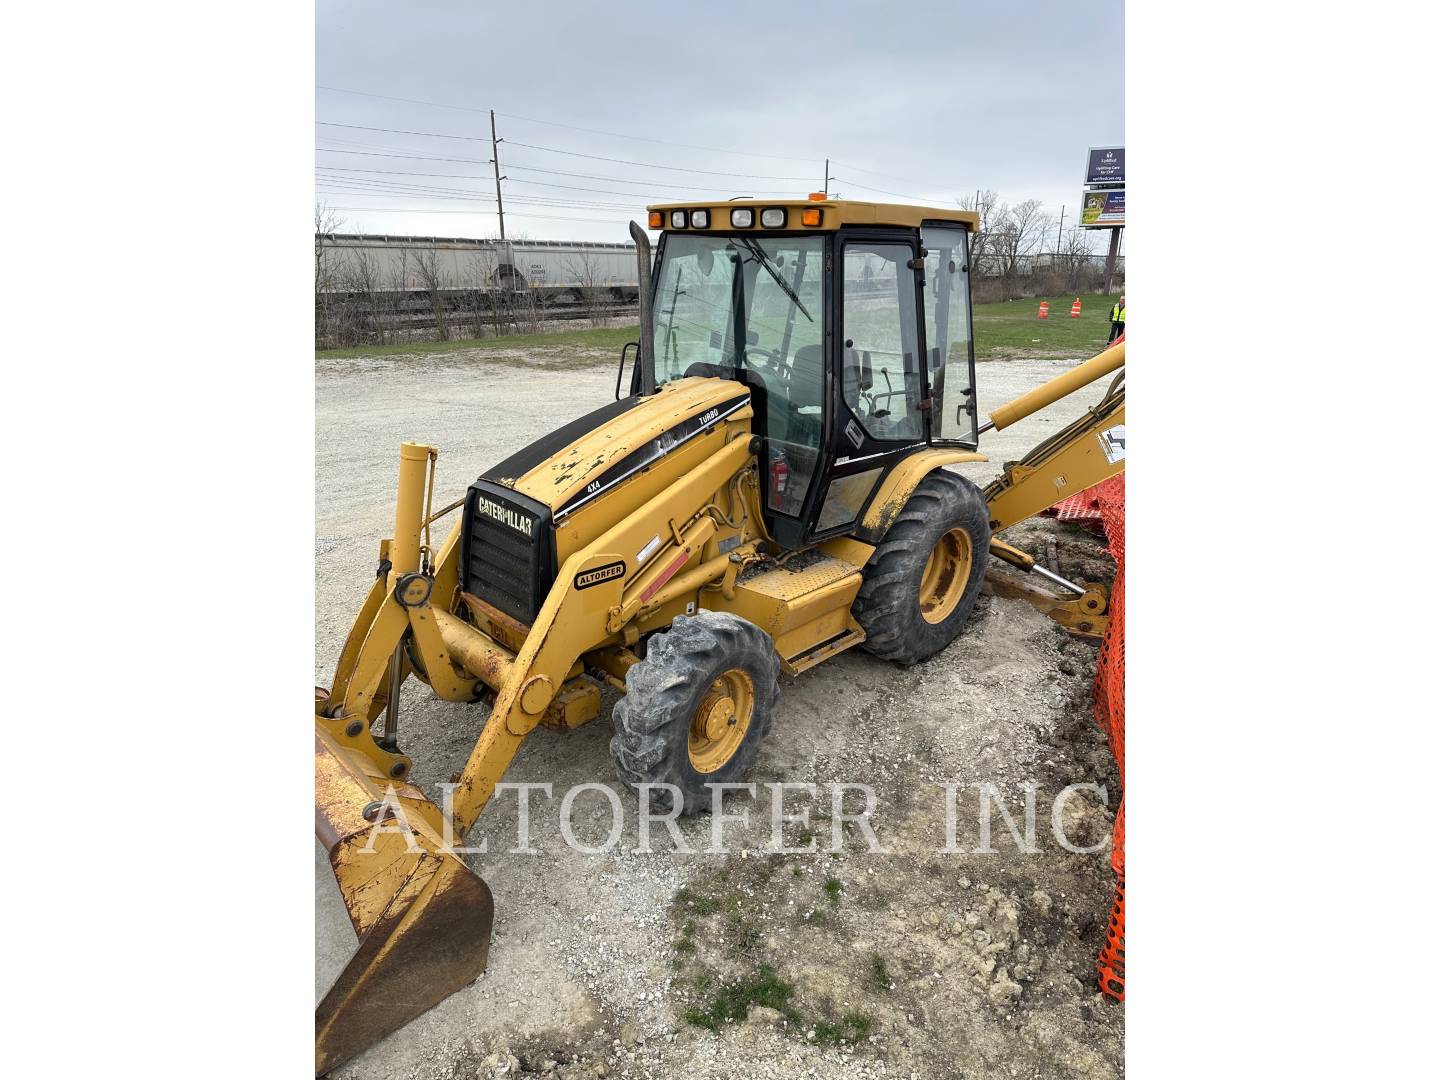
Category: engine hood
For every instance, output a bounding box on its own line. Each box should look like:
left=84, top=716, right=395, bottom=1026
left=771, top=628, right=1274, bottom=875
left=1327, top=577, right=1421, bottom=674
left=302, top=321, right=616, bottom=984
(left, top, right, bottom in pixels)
left=479, top=376, right=752, bottom=519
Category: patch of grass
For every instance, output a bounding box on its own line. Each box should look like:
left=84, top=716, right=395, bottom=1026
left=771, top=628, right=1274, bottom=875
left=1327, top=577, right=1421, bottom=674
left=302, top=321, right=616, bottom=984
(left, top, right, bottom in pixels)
left=972, top=293, right=1118, bottom=361
left=684, top=965, right=800, bottom=1031
left=673, top=917, right=700, bottom=963
left=823, top=877, right=844, bottom=903
left=316, top=323, right=640, bottom=360
left=725, top=913, right=763, bottom=955
left=868, top=953, right=892, bottom=992
left=791, top=865, right=803, bottom=878
left=812, top=1012, right=874, bottom=1045
left=674, top=887, right=723, bottom=917
left=319, top=289, right=1118, bottom=363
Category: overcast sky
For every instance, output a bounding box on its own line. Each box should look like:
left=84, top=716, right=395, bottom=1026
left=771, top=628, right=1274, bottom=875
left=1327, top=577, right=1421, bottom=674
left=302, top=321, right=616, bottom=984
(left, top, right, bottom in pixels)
left=315, top=1, right=1123, bottom=247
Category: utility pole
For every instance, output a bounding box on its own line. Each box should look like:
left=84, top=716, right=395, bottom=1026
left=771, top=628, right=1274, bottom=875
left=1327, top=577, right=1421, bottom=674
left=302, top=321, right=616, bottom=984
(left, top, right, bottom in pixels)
left=823, top=159, right=830, bottom=197
left=489, top=109, right=506, bottom=240
left=1056, top=206, right=1065, bottom=251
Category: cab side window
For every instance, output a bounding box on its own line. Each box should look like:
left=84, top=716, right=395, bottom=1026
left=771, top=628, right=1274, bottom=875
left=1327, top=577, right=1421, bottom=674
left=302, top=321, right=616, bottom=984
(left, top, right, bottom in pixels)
left=841, top=242, right=923, bottom=443
left=922, top=225, right=976, bottom=442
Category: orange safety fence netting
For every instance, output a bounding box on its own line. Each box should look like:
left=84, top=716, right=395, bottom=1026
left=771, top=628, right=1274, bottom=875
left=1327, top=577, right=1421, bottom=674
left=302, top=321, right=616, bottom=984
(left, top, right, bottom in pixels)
left=1085, top=474, right=1125, bottom=1001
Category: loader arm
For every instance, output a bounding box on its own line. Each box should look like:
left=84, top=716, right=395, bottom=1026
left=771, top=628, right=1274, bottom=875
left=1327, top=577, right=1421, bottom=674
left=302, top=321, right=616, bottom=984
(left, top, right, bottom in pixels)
left=445, top=424, right=757, bottom=834
left=314, top=421, right=760, bottom=1073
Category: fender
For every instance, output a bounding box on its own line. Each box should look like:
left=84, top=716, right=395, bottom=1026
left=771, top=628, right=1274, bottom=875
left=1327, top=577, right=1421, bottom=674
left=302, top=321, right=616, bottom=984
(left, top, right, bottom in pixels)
left=853, top=448, right=988, bottom=543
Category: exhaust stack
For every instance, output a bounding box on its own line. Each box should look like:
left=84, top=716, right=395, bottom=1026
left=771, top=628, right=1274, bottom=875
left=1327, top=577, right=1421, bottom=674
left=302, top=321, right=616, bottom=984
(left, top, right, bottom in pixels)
left=629, top=220, right=656, bottom=395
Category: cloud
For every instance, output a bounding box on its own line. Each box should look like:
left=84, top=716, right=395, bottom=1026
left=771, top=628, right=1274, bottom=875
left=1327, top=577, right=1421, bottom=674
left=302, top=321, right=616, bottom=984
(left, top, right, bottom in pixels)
left=315, top=0, right=1123, bottom=243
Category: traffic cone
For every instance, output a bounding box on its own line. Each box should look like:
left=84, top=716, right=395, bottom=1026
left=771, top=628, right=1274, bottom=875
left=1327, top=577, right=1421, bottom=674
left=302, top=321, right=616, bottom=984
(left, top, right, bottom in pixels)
left=1037, top=301, right=1050, bottom=320
left=1069, top=297, right=1082, bottom=318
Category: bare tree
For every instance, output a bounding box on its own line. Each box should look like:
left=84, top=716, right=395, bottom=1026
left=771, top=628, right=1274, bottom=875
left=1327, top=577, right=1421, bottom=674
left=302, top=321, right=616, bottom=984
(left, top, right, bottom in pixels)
left=389, top=247, right=414, bottom=343
left=563, top=250, right=608, bottom=327
left=341, top=246, right=384, bottom=346
left=466, top=246, right=505, bottom=338
left=957, top=189, right=999, bottom=278
left=315, top=203, right=343, bottom=347
left=517, top=288, right=543, bottom=335
left=1058, top=227, right=1097, bottom=292
left=412, top=247, right=453, bottom=343
left=989, top=198, right=1052, bottom=283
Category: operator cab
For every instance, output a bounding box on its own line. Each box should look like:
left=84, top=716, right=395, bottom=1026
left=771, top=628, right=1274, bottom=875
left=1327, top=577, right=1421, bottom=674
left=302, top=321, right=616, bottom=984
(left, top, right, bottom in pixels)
left=625, top=197, right=979, bottom=549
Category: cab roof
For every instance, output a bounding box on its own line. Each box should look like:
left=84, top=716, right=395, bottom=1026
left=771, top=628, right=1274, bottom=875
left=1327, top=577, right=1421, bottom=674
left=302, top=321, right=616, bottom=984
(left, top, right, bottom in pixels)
left=646, top=197, right=979, bottom=233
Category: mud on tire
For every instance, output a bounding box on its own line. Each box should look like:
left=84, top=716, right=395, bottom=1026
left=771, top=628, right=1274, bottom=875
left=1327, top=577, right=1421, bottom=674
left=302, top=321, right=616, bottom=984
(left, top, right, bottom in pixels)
left=610, top=611, right=780, bottom=816
left=853, top=469, right=990, bottom=665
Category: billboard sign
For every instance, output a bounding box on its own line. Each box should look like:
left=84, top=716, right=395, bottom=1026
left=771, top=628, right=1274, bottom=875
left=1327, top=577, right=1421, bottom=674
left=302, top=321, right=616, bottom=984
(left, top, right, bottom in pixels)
left=1080, top=189, right=1125, bottom=228
left=1085, top=146, right=1125, bottom=186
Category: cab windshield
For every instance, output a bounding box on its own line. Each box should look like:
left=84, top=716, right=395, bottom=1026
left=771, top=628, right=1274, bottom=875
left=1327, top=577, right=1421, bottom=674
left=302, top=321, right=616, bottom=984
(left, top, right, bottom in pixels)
left=651, top=233, right=825, bottom=386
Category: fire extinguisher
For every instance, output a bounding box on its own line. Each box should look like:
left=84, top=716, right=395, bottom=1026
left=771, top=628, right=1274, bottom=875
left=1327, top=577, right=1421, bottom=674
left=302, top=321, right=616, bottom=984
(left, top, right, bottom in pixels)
left=769, top=447, right=790, bottom=509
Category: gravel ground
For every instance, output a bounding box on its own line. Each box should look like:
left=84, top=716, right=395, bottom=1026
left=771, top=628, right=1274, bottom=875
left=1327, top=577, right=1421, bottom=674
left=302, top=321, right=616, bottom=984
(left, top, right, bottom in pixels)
left=316, top=345, right=1123, bottom=1079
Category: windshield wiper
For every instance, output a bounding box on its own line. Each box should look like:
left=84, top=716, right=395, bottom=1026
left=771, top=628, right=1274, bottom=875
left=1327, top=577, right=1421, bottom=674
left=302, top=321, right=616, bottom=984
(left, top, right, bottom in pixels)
left=736, top=237, right=813, bottom=323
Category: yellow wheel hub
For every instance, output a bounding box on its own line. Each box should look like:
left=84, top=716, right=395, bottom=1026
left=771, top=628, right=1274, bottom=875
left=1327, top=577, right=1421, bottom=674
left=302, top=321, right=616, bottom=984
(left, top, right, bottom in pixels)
left=919, top=527, right=973, bottom=625
left=688, top=668, right=755, bottom=774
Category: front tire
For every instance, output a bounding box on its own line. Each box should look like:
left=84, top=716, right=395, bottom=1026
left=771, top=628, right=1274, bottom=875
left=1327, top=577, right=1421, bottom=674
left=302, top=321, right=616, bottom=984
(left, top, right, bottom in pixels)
left=610, top=611, right=780, bottom=816
left=853, top=469, right=990, bottom=665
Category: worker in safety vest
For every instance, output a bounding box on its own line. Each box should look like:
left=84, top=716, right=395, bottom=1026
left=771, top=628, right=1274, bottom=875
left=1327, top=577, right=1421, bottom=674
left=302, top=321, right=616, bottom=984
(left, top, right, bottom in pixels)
left=1108, top=296, right=1126, bottom=343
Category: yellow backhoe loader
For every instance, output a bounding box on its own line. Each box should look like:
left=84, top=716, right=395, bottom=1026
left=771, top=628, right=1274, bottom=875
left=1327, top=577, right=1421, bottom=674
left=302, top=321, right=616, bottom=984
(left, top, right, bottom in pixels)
left=314, top=197, right=1126, bottom=1072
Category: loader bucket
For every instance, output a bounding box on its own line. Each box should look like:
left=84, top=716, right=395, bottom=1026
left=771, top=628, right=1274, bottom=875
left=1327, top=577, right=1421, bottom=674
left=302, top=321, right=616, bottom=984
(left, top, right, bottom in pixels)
left=314, top=728, right=494, bottom=1074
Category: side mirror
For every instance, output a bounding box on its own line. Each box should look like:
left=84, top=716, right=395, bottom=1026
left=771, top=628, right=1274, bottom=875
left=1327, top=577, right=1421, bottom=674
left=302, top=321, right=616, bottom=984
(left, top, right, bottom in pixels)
left=860, top=350, right=873, bottom=391
left=616, top=341, right=638, bottom=400
left=746, top=330, right=759, bottom=347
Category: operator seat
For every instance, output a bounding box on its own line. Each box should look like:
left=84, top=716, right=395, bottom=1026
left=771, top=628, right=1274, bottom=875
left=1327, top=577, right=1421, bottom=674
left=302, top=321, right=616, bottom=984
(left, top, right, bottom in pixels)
left=785, top=344, right=824, bottom=445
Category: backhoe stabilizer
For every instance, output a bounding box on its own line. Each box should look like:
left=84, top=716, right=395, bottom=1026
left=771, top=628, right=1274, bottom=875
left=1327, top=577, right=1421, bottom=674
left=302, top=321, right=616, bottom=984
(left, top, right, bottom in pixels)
left=314, top=728, right=494, bottom=1075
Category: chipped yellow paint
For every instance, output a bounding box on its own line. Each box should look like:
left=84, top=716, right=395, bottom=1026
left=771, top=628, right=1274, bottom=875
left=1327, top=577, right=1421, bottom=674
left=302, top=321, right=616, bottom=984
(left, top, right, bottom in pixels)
left=508, top=377, right=750, bottom=513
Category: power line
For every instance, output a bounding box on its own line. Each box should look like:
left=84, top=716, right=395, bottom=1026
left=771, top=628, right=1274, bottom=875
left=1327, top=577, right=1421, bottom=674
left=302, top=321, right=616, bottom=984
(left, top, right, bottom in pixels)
left=317, top=146, right=791, bottom=191
left=317, top=119, right=490, bottom=143
left=316, top=84, right=824, bottom=164
left=316, top=85, right=493, bottom=116
left=316, top=173, right=652, bottom=211
left=316, top=161, right=796, bottom=197
left=319, top=147, right=507, bottom=167
left=318, top=166, right=707, bottom=203
left=340, top=160, right=793, bottom=194
left=502, top=139, right=815, bottom=181
left=316, top=121, right=817, bottom=181
left=830, top=160, right=948, bottom=191
left=319, top=206, right=630, bottom=224
left=321, top=167, right=731, bottom=204
left=316, top=148, right=802, bottom=197
left=494, top=111, right=822, bottom=165
left=830, top=176, right=928, bottom=201
left=315, top=181, right=644, bottom=212
left=315, top=90, right=970, bottom=207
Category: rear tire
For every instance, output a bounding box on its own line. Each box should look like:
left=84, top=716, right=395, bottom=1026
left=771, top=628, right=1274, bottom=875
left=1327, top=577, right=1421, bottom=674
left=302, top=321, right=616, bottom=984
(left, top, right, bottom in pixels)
left=610, top=611, right=780, bottom=816
left=853, top=469, right=990, bottom=665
